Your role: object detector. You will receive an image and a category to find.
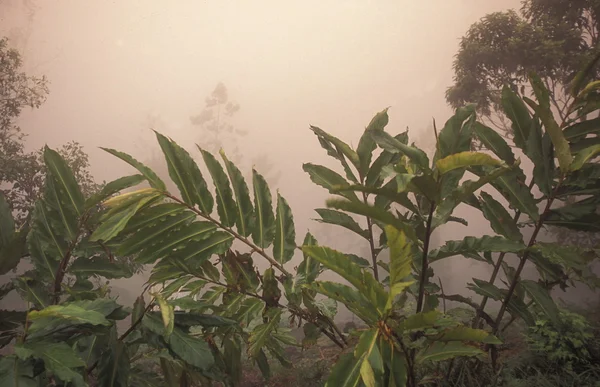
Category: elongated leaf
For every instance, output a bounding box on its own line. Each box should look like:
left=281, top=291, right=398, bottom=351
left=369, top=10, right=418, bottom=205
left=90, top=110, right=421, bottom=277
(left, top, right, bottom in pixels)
left=571, top=49, right=600, bottom=97
left=429, top=236, right=526, bottom=263
left=435, top=151, right=503, bottom=175
left=44, top=146, right=84, bottom=216
left=248, top=309, right=282, bottom=357
left=251, top=169, right=275, bottom=248
left=473, top=122, right=515, bottom=164
left=298, top=232, right=320, bottom=284
left=525, top=119, right=554, bottom=195
left=16, top=342, right=85, bottom=385
left=435, top=105, right=475, bottom=160
left=69, top=256, right=134, bottom=279
left=199, top=147, right=237, bottom=227
left=479, top=192, right=522, bottom=241
left=273, top=193, right=295, bottom=265
left=520, top=280, right=560, bottom=326
left=0, top=356, right=37, bottom=387
left=416, top=341, right=484, bottom=363
left=398, top=310, right=441, bottom=331
left=571, top=144, right=600, bottom=171
left=102, top=147, right=166, bottom=190
left=314, top=208, right=368, bottom=238
left=385, top=226, right=414, bottom=309
left=326, top=199, right=417, bottom=242
left=358, top=108, right=389, bottom=176
left=315, top=136, right=359, bottom=183
left=563, top=116, right=600, bottom=140
left=332, top=183, right=420, bottom=215
left=91, top=190, right=161, bottom=242
left=168, top=327, right=214, bottom=370
left=433, top=326, right=501, bottom=344
left=303, top=163, right=358, bottom=201
left=325, top=352, right=365, bottom=387
left=370, top=130, right=430, bottom=169
left=155, top=132, right=214, bottom=213
left=85, top=174, right=145, bottom=209
left=526, top=73, right=572, bottom=172
left=97, top=335, right=130, bottom=387
left=310, top=126, right=360, bottom=170
left=365, top=149, right=400, bottom=188
left=501, top=85, right=532, bottom=150
left=0, top=193, right=15, bottom=247
left=156, top=294, right=174, bottom=338
left=221, top=150, right=254, bottom=236
left=543, top=196, right=600, bottom=232
left=310, top=281, right=378, bottom=323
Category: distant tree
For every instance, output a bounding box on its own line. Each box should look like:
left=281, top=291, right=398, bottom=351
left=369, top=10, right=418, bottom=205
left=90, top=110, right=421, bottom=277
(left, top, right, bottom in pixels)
left=446, top=0, right=600, bottom=138
left=0, top=37, right=99, bottom=226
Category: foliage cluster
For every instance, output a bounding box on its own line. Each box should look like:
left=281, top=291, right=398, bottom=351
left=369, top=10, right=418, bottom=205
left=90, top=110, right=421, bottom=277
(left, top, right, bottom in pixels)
left=1, top=48, right=600, bottom=387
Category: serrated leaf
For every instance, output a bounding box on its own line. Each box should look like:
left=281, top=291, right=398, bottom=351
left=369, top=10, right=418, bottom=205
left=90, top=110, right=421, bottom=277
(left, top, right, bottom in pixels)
left=435, top=105, right=476, bottom=160
left=44, top=146, right=84, bottom=217
left=199, top=147, right=237, bottom=227
left=314, top=208, right=368, bottom=238
left=298, top=232, right=320, bottom=284
left=102, top=147, right=166, bottom=190
left=310, top=126, right=361, bottom=170
left=429, top=236, right=526, bottom=263
left=479, top=192, right=522, bottom=241
left=358, top=108, right=389, bottom=176
left=436, top=151, right=503, bottom=175
left=501, top=85, right=532, bottom=150
left=27, top=304, right=110, bottom=333
left=273, top=193, right=295, bottom=265
left=248, top=309, right=282, bottom=357
left=303, top=163, right=359, bottom=201
left=398, top=310, right=441, bottom=331
left=520, top=280, right=561, bottom=327
left=473, top=122, right=515, bottom=164
left=168, top=327, right=214, bottom=370
left=563, top=116, right=600, bottom=140
left=85, top=174, right=145, bottom=210
left=155, top=132, right=214, bottom=213
left=385, top=226, right=414, bottom=310
left=69, top=256, right=134, bottom=279
left=220, top=150, right=254, bottom=236
left=251, top=169, right=275, bottom=248
left=310, top=281, right=377, bottom=323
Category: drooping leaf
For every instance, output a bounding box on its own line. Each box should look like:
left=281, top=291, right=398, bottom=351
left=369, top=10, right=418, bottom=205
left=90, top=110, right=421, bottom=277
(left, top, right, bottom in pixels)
left=0, top=192, right=15, bottom=247
left=501, top=84, right=532, bottom=150
left=273, top=193, right=296, bottom=265
left=429, top=236, right=526, bottom=263
left=155, top=293, right=175, bottom=338
left=298, top=232, right=320, bottom=284
left=251, top=169, right=276, bottom=248
left=303, top=163, right=359, bottom=201
left=520, top=280, right=561, bottom=327
left=27, top=303, right=111, bottom=333
left=358, top=108, right=389, bottom=176
left=473, top=122, right=515, bottom=164
left=416, top=341, right=484, bottom=363
left=0, top=356, right=37, bottom=387
left=310, top=126, right=361, bottom=170
left=435, top=105, right=476, bottom=160
left=199, top=147, right=237, bottom=227
left=85, top=174, right=145, bottom=209
left=563, top=116, right=600, bottom=140
left=435, top=151, right=503, bottom=175
left=370, top=130, right=430, bottom=169
left=365, top=149, right=400, bottom=188
left=479, top=192, right=522, bottom=241
left=97, top=337, right=130, bottom=387
left=314, top=208, right=368, bottom=239
left=155, top=132, right=214, bottom=214
left=310, top=281, right=378, bottom=323
left=220, top=149, right=255, bottom=236
left=168, top=327, right=214, bottom=370
left=525, top=119, right=554, bottom=195
left=16, top=342, right=86, bottom=385
left=102, top=147, right=166, bottom=190
left=526, top=73, right=572, bottom=172
left=543, top=196, right=600, bottom=232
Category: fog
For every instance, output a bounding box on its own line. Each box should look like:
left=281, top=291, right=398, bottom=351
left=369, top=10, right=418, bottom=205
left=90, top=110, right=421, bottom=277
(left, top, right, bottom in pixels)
left=2, top=0, right=596, bottom=322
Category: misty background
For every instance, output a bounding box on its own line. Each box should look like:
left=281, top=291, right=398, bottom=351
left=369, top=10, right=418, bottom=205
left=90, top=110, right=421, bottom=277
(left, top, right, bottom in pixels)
left=1, top=0, right=595, bottom=322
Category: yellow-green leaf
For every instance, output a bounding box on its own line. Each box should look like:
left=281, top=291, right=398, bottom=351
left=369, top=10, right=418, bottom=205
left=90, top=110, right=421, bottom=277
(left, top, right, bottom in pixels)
left=435, top=152, right=503, bottom=175
left=571, top=144, right=600, bottom=171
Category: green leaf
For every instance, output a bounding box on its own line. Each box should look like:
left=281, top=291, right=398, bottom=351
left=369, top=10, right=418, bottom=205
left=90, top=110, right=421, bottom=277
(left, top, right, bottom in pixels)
left=525, top=119, right=554, bottom=195
left=563, top=116, right=600, bottom=140
left=467, top=279, right=505, bottom=300
left=325, top=352, right=365, bottom=387
left=251, top=169, right=275, bottom=248
left=303, top=163, right=359, bottom=201
left=310, top=281, right=378, bottom=323
left=0, top=356, right=37, bottom=387
left=526, top=73, right=572, bottom=172
left=273, top=193, right=295, bottom=265
left=370, top=130, right=430, bottom=169
left=429, top=236, right=526, bottom=263
left=220, top=150, right=255, bottom=236
left=44, top=146, right=84, bottom=217
left=520, top=280, right=561, bottom=327
left=199, top=147, right=237, bottom=227
left=310, top=126, right=361, bottom=170
left=570, top=49, right=600, bottom=97
left=435, top=105, right=475, bottom=160
left=365, top=149, right=400, bottom=188
left=543, top=196, right=600, bottom=232
left=355, top=328, right=382, bottom=387
left=69, top=256, right=134, bottom=279
left=97, top=338, right=130, bottom=387
left=27, top=304, right=110, bottom=333
left=102, top=147, right=166, bottom=190
left=416, top=341, right=484, bottom=363
left=385, top=226, right=414, bottom=310
left=0, top=192, right=15, bottom=247
left=248, top=309, right=282, bottom=357
left=398, top=310, right=441, bottom=331
left=435, top=151, right=503, bottom=175
left=571, top=144, right=600, bottom=171
left=433, top=326, right=501, bottom=344
left=156, top=293, right=175, bottom=338
left=379, top=337, right=407, bottom=387
left=314, top=209, right=368, bottom=239
left=501, top=85, right=532, bottom=150
left=298, top=232, right=320, bottom=284
left=85, top=174, right=145, bottom=210
left=16, top=342, right=86, bottom=385
left=155, top=132, right=214, bottom=214
left=358, top=108, right=389, bottom=176
left=168, top=327, right=214, bottom=370
left=473, top=122, right=515, bottom=164
left=255, top=349, right=271, bottom=380
left=326, top=198, right=417, bottom=243
left=91, top=189, right=162, bottom=242
left=479, top=192, right=522, bottom=241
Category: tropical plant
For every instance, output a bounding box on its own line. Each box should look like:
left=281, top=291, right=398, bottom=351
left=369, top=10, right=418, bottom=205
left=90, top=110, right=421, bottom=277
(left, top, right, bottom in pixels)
left=1, top=55, right=600, bottom=387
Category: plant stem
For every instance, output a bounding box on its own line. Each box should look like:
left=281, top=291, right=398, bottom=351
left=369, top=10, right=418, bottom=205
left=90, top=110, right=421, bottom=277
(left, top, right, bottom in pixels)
left=166, top=193, right=292, bottom=278
left=416, top=202, right=436, bottom=313
left=362, top=191, right=379, bottom=281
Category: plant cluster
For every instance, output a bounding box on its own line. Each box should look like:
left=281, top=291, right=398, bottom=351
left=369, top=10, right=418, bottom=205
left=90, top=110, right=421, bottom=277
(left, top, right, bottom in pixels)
left=1, top=54, right=600, bottom=387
